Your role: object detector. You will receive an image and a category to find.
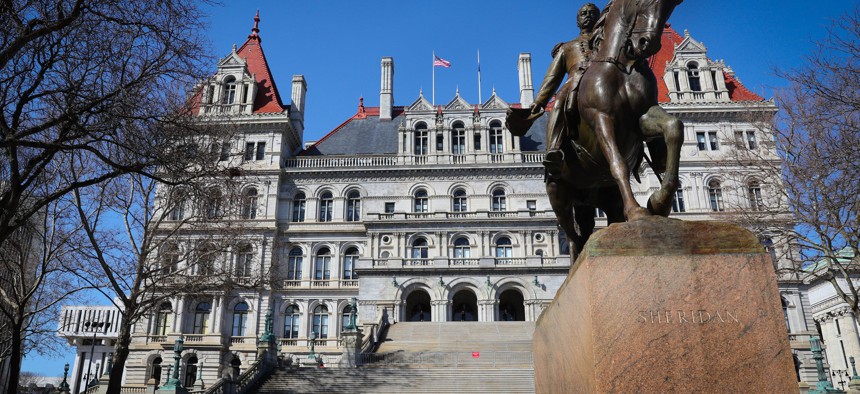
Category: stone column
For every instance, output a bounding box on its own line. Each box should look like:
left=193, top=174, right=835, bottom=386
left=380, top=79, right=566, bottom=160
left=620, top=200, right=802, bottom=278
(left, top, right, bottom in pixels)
left=174, top=296, right=185, bottom=334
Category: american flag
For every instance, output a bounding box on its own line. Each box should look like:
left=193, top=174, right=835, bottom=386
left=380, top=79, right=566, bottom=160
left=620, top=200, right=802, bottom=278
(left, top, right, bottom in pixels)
left=433, top=55, right=451, bottom=68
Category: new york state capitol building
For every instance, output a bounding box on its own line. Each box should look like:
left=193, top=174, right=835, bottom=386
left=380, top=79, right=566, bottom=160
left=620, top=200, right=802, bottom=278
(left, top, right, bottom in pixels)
left=57, top=17, right=823, bottom=392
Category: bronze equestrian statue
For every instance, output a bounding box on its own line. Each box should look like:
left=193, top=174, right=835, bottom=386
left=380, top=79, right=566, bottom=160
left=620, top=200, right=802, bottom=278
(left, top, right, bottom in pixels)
left=506, top=0, right=683, bottom=256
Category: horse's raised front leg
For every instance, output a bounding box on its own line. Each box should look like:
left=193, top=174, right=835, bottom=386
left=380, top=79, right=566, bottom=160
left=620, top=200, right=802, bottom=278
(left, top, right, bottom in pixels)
left=639, top=105, right=683, bottom=216
left=590, top=112, right=649, bottom=221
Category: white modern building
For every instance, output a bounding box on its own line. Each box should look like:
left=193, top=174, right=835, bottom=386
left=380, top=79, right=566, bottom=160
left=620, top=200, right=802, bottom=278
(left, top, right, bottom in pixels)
left=58, top=15, right=822, bottom=392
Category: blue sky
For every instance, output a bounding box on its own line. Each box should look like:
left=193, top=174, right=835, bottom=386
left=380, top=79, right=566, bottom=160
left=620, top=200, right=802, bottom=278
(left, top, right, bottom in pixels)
left=23, top=0, right=857, bottom=377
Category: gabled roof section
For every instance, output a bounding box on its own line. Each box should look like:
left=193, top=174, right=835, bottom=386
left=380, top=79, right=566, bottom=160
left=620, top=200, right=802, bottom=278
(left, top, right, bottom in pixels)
left=299, top=107, right=404, bottom=156
left=482, top=89, right=509, bottom=110
left=648, top=25, right=764, bottom=103
left=674, top=31, right=708, bottom=55
left=235, top=11, right=287, bottom=114
left=444, top=90, right=472, bottom=111
left=407, top=92, right=434, bottom=112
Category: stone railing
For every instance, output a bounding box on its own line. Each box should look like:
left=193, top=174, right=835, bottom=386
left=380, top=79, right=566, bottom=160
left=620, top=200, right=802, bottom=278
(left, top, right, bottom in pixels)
left=284, top=152, right=546, bottom=169
left=277, top=337, right=340, bottom=349
left=119, top=386, right=147, bottom=393
left=495, top=258, right=526, bottom=266
left=360, top=256, right=570, bottom=270
left=366, top=209, right=551, bottom=222
left=276, top=279, right=360, bottom=290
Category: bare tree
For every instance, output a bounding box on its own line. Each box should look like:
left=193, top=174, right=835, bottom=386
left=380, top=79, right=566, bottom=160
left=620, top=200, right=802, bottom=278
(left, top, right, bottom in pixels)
left=721, top=7, right=860, bottom=313
left=0, top=0, right=214, bottom=252
left=68, top=130, right=270, bottom=393
left=0, top=190, right=84, bottom=393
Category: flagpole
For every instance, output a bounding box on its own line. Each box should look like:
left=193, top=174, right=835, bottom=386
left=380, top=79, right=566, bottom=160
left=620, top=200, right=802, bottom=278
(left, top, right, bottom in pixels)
left=432, top=51, right=436, bottom=106
left=477, top=49, right=483, bottom=105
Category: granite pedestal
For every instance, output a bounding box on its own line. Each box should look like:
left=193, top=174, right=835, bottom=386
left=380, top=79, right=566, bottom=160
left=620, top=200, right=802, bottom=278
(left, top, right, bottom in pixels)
left=533, top=217, right=797, bottom=393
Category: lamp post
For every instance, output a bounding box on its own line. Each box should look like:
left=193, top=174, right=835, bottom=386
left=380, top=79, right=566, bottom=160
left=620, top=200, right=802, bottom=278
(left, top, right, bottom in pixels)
left=161, top=337, right=185, bottom=390
left=83, top=321, right=108, bottom=388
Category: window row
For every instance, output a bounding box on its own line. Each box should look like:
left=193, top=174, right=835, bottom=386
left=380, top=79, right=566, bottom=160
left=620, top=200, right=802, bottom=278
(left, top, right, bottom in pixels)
left=408, top=236, right=514, bottom=259
left=152, top=301, right=353, bottom=340
left=694, top=130, right=758, bottom=152
left=168, top=188, right=261, bottom=221
left=157, top=243, right=258, bottom=278
left=291, top=187, right=524, bottom=222
left=285, top=247, right=359, bottom=281
left=412, top=120, right=505, bottom=155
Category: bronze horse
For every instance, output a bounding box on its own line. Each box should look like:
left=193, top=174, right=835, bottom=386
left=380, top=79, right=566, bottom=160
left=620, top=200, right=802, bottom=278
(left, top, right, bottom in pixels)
left=507, top=0, right=683, bottom=256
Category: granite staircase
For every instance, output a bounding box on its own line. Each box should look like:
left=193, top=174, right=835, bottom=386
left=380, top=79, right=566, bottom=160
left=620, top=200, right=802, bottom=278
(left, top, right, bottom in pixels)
left=254, top=322, right=536, bottom=393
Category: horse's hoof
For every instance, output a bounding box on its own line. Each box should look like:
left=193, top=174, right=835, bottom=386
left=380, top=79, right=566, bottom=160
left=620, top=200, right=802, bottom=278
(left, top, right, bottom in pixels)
left=625, top=206, right=651, bottom=221
left=647, top=193, right=672, bottom=217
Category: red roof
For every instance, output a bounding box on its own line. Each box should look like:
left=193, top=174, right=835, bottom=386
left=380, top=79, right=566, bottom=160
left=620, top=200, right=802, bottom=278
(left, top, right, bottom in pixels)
left=648, top=25, right=763, bottom=103
left=235, top=11, right=286, bottom=114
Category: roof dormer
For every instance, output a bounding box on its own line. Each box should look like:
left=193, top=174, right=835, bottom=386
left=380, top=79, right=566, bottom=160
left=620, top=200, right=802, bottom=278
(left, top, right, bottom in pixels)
left=196, top=11, right=287, bottom=116
left=662, top=29, right=730, bottom=104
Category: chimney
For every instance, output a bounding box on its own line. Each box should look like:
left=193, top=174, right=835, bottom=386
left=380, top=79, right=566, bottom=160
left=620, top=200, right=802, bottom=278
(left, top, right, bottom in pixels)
left=518, top=53, right=534, bottom=107
left=380, top=57, right=394, bottom=120
left=291, top=75, right=307, bottom=116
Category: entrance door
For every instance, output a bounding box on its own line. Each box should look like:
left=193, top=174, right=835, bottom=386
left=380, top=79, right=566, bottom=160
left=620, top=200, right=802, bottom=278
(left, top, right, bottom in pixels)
left=498, top=289, right=526, bottom=321
left=405, top=290, right=432, bottom=322
left=451, top=289, right=477, bottom=321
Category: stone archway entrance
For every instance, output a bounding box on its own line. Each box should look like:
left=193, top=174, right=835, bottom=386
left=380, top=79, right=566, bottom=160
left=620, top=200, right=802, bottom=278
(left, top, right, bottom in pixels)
left=405, top=290, right=432, bottom=322
left=498, top=289, right=526, bottom=321
left=451, top=289, right=478, bottom=321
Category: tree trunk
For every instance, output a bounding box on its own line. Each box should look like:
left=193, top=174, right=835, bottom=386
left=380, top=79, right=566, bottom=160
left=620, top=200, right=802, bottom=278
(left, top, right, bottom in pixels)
left=4, top=320, right=22, bottom=394
left=106, top=315, right=134, bottom=394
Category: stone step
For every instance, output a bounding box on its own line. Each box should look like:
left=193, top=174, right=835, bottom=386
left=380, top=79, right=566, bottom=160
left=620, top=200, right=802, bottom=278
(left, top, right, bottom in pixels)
left=377, top=322, right=535, bottom=353
left=256, top=367, right=535, bottom=393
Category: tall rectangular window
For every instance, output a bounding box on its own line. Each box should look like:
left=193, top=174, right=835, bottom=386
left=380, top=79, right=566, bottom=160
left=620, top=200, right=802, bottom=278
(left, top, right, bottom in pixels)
left=219, top=141, right=231, bottom=161
left=696, top=132, right=706, bottom=151
left=244, top=142, right=254, bottom=161
left=746, top=131, right=757, bottom=149
left=255, top=142, right=266, bottom=160
left=708, top=131, right=719, bottom=151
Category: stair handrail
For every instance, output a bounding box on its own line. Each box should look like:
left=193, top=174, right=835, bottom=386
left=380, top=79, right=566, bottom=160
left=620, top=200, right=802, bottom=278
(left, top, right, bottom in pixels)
left=361, top=309, right=390, bottom=353
left=202, top=349, right=276, bottom=394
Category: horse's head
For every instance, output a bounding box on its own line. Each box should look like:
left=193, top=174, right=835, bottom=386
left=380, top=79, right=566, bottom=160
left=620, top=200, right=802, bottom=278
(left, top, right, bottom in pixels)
left=626, top=0, right=682, bottom=60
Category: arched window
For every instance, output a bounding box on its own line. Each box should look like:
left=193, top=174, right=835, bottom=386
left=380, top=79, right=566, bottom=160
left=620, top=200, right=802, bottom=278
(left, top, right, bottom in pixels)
left=708, top=180, right=724, bottom=212
left=204, top=188, right=222, bottom=219
left=452, top=189, right=467, bottom=212
left=748, top=181, right=764, bottom=211
left=312, top=305, right=329, bottom=339
left=687, top=62, right=701, bottom=92
left=341, top=305, right=354, bottom=331
left=193, top=302, right=210, bottom=334
left=154, top=302, right=172, bottom=335
left=489, top=120, right=504, bottom=153
left=169, top=190, right=187, bottom=221
left=184, top=356, right=198, bottom=387
left=318, top=191, right=333, bottom=222
left=411, top=238, right=429, bottom=259
left=283, top=305, right=300, bottom=339
left=671, top=181, right=686, bottom=213
left=292, top=192, right=306, bottom=222
left=451, top=122, right=466, bottom=155
left=241, top=188, right=258, bottom=220
left=414, top=189, right=429, bottom=213
left=287, top=248, right=303, bottom=281
left=453, top=237, right=471, bottom=259
left=343, top=247, right=358, bottom=280
left=414, top=122, right=429, bottom=155
left=314, top=248, right=331, bottom=280
left=495, top=237, right=513, bottom=259
left=150, top=357, right=163, bottom=387
left=346, top=191, right=361, bottom=222
left=492, top=188, right=507, bottom=212
left=232, top=302, right=249, bottom=336
left=234, top=244, right=253, bottom=278
left=222, top=76, right=237, bottom=104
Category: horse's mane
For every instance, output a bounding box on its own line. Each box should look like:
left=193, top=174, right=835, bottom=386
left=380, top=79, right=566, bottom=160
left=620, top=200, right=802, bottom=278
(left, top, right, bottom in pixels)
left=589, top=0, right=614, bottom=53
